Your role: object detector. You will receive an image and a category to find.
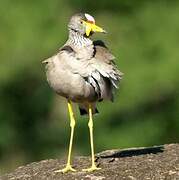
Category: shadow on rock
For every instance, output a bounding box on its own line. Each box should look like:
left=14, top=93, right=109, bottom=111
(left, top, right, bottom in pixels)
left=98, top=145, right=164, bottom=159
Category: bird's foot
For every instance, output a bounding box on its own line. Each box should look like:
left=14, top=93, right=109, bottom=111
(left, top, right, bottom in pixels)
left=55, top=164, right=76, bottom=173
left=82, top=165, right=101, bottom=172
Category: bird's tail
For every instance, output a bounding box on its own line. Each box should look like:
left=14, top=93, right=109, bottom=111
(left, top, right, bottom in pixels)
left=78, top=103, right=99, bottom=116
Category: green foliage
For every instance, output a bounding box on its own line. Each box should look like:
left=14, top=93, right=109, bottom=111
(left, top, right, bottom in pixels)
left=67, top=0, right=177, bottom=13
left=0, top=0, right=179, bottom=173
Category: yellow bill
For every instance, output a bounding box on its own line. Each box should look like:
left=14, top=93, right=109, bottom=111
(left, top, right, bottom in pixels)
left=82, top=20, right=106, bottom=36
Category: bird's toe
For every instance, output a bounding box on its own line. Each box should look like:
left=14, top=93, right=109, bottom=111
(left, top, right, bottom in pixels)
left=55, top=165, right=76, bottom=173
left=82, top=165, right=101, bottom=172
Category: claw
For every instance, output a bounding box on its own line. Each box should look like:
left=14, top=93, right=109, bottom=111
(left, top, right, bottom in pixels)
left=82, top=165, right=101, bottom=172
left=55, top=165, right=76, bottom=173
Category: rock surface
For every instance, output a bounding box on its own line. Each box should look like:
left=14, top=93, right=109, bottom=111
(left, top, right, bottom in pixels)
left=1, top=144, right=179, bottom=180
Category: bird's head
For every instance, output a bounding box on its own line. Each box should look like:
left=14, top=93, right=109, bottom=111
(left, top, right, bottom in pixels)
left=68, top=13, right=106, bottom=37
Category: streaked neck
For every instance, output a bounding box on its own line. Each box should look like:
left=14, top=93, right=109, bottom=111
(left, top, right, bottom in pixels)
left=66, top=29, right=92, bottom=48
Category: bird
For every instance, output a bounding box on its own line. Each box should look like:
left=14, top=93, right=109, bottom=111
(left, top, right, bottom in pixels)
left=42, top=13, right=123, bottom=173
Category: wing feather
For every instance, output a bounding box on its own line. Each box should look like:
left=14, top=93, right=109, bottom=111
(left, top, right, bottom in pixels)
left=46, top=42, right=123, bottom=101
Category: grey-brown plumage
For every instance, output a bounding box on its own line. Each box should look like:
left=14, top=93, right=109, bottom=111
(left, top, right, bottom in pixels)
left=43, top=13, right=123, bottom=115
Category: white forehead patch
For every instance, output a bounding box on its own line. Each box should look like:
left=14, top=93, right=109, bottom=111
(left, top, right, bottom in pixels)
left=85, top=13, right=95, bottom=23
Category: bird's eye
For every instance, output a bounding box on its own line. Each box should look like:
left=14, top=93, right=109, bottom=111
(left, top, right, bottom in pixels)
left=80, top=20, right=83, bottom=24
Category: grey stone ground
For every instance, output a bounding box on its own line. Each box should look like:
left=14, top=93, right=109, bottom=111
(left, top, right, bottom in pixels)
left=1, top=144, right=179, bottom=180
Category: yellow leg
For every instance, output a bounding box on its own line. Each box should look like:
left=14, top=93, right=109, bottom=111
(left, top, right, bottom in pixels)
left=82, top=104, right=101, bottom=172
left=55, top=100, right=76, bottom=173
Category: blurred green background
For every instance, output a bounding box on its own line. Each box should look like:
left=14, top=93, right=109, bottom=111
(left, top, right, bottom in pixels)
left=0, top=0, right=179, bottom=174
